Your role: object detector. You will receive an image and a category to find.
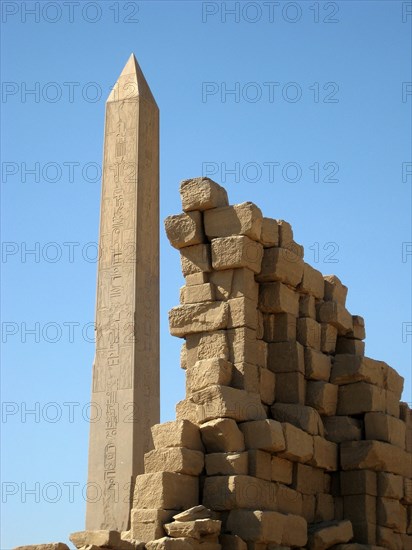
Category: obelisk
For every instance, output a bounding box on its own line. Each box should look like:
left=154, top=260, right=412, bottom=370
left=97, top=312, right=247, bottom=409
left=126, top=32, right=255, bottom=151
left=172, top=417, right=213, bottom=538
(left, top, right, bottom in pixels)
left=86, top=54, right=160, bottom=531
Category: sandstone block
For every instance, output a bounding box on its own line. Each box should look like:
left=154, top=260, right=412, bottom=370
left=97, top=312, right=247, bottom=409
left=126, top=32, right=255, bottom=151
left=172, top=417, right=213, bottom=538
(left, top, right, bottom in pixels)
left=275, top=371, right=306, bottom=404
left=276, top=485, right=303, bottom=516
left=180, top=244, right=212, bottom=276
left=297, top=317, right=321, bottom=350
left=259, top=282, right=299, bottom=315
left=228, top=297, right=258, bottom=330
left=204, top=202, right=263, bottom=241
left=165, top=518, right=222, bottom=539
left=181, top=283, right=215, bottom=304
left=305, top=348, right=331, bottom=381
left=180, top=177, right=229, bottom=212
left=385, top=366, right=404, bottom=397
left=307, top=520, right=353, bottom=550
left=186, top=358, right=233, bottom=394
left=205, top=452, right=248, bottom=476
left=231, top=362, right=260, bottom=393
left=152, top=420, right=203, bottom=452
left=210, top=268, right=258, bottom=302
left=302, top=493, right=316, bottom=523
left=271, top=403, right=324, bottom=436
left=315, top=493, right=335, bottom=522
left=257, top=247, right=304, bottom=287
left=255, top=339, right=268, bottom=368
left=300, top=293, right=317, bottom=319
left=200, top=418, right=245, bottom=453
left=331, top=355, right=385, bottom=387
left=279, top=422, right=314, bottom=463
left=144, top=447, right=204, bottom=476
left=165, top=211, right=205, bottom=249
left=133, top=472, right=198, bottom=510
left=17, top=546, right=69, bottom=550
left=350, top=522, right=377, bottom=545
left=263, top=312, right=296, bottom=342
left=316, top=301, right=353, bottom=334
left=145, top=537, right=193, bottom=550
left=292, top=463, right=325, bottom=495
left=377, top=497, right=407, bottom=532
left=259, top=367, right=276, bottom=405
left=377, top=472, right=403, bottom=499
left=173, top=506, right=214, bottom=522
left=219, top=535, right=247, bottom=550
left=385, top=389, right=400, bottom=418
left=335, top=337, right=365, bottom=356
left=240, top=419, right=285, bottom=452
left=277, top=219, right=293, bottom=244
left=271, top=456, right=293, bottom=485
left=323, top=275, right=348, bottom=306
left=340, top=470, right=377, bottom=496
left=203, top=475, right=277, bottom=511
left=227, top=327, right=257, bottom=365
left=169, top=302, right=228, bottom=337
left=212, top=236, right=263, bottom=274
left=309, top=436, right=338, bottom=471
left=347, top=314, right=366, bottom=340
left=130, top=509, right=176, bottom=543
left=365, top=412, right=406, bottom=449
left=260, top=217, right=279, bottom=247
left=248, top=450, right=272, bottom=481
left=299, top=263, right=325, bottom=299
left=186, top=331, right=229, bottom=368
left=306, top=381, right=338, bottom=416
left=323, top=416, right=362, bottom=443
left=282, top=513, right=308, bottom=547
left=227, top=510, right=285, bottom=544
left=337, top=382, right=385, bottom=415
left=340, top=441, right=411, bottom=478
left=268, top=341, right=304, bottom=374
left=185, top=272, right=209, bottom=286
left=320, top=323, right=338, bottom=353
left=376, top=526, right=402, bottom=550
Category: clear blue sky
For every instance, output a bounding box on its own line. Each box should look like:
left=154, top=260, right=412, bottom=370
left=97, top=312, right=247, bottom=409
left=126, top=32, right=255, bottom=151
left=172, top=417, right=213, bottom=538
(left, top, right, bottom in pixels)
left=1, top=0, right=411, bottom=547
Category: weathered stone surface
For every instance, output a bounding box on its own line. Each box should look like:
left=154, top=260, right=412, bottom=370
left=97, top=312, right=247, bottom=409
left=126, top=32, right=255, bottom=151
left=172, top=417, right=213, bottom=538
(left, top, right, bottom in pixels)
left=165, top=518, right=222, bottom=539
left=364, top=412, right=406, bottom=449
left=211, top=236, right=263, bottom=273
left=277, top=219, right=293, bottom=246
left=231, top=362, right=260, bottom=393
left=347, top=314, right=366, bottom=340
left=309, top=435, right=338, bottom=471
left=276, top=484, right=303, bottom=516
left=259, top=367, right=276, bottom=405
left=282, top=513, right=308, bottom=547
left=130, top=509, right=175, bottom=543
left=203, top=475, right=277, bottom=511
left=315, top=493, right=335, bottom=523
left=323, top=275, right=348, bottom=306
left=335, top=337, right=365, bottom=356
left=185, top=272, right=209, bottom=286
left=133, top=472, right=199, bottom=510
left=343, top=494, right=376, bottom=527
left=300, top=293, right=317, bottom=319
left=337, top=382, right=385, bottom=415
left=70, top=531, right=138, bottom=550
left=259, top=282, right=299, bottom=316
left=144, top=447, right=204, bottom=476
left=320, top=323, right=338, bottom=353
left=263, top=312, right=296, bottom=342
left=173, top=505, right=214, bottom=522
left=180, top=244, right=212, bottom=276
left=227, top=297, right=258, bottom=330
left=210, top=268, right=258, bottom=301
left=227, top=327, right=257, bottom=365
left=323, top=416, right=362, bottom=443
left=317, top=300, right=353, bottom=334
left=256, top=247, right=304, bottom=286
left=299, top=263, right=325, bottom=299
left=377, top=497, right=407, bottom=532
left=340, top=470, right=378, bottom=496
left=15, top=545, right=69, bottom=550
left=248, top=450, right=272, bottom=480
left=307, top=520, right=353, bottom=550
left=205, top=452, right=248, bottom=475
left=268, top=341, right=304, bottom=374
left=331, top=355, right=386, bottom=387
left=340, top=441, right=412, bottom=478
left=226, top=510, right=286, bottom=544
left=260, top=217, right=279, bottom=247
left=297, top=317, right=321, bottom=350
left=165, top=211, right=205, bottom=249
left=377, top=472, right=403, bottom=499
left=279, top=422, right=314, bottom=463
left=305, top=348, right=331, bottom=381
left=180, top=177, right=229, bottom=212
left=186, top=330, right=229, bottom=368
left=306, top=381, right=338, bottom=416
left=275, top=371, right=306, bottom=405
left=146, top=537, right=193, bottom=550
left=271, top=455, right=293, bottom=484
left=385, top=365, right=404, bottom=397
left=240, top=419, right=285, bottom=452
left=204, top=202, right=263, bottom=241
left=169, top=302, right=228, bottom=337
left=292, top=463, right=325, bottom=495
left=181, top=283, right=215, bottom=304
left=271, top=403, right=324, bottom=436
left=151, top=420, right=204, bottom=451
left=200, top=418, right=245, bottom=452
left=186, top=358, right=233, bottom=394
left=219, top=534, right=247, bottom=550
left=376, top=526, right=402, bottom=550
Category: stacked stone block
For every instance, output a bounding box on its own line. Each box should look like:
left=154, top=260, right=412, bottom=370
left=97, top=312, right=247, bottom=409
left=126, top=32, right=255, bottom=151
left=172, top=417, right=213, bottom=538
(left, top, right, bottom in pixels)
left=128, top=177, right=410, bottom=550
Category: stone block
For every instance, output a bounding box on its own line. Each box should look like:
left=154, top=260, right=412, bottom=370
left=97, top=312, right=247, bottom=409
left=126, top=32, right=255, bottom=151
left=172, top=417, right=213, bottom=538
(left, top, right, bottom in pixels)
left=260, top=217, right=279, bottom=247
left=297, top=317, right=321, bottom=350
left=144, top=447, right=204, bottom=476
left=351, top=522, right=377, bottom=545
left=300, top=293, right=317, bottom=319
left=268, top=341, right=304, bottom=374
left=259, top=367, right=276, bottom=405
left=335, top=337, right=365, bottom=356
left=151, top=420, right=203, bottom=452
left=203, top=475, right=277, bottom=511
left=365, top=412, right=406, bottom=449
left=302, top=494, right=316, bottom=523
left=347, top=314, right=366, bottom=340
left=343, top=494, right=376, bottom=525
left=210, top=268, right=258, bottom=302
left=271, top=456, right=293, bottom=485
left=271, top=403, right=324, bottom=436
left=17, top=546, right=69, bottom=550
left=173, top=505, right=214, bottom=522
left=299, top=263, right=325, bottom=299
left=331, top=355, right=386, bottom=387
left=228, top=297, right=258, bottom=330
left=320, top=323, right=338, bottom=353
left=165, top=211, right=205, bottom=249
left=240, top=419, right=285, bottom=452
left=186, top=330, right=229, bottom=368
left=231, top=362, right=260, bottom=393
left=377, top=472, right=403, bottom=499
left=130, top=509, right=176, bottom=543
left=292, top=463, right=325, bottom=495
left=205, top=452, right=248, bottom=476
left=259, top=282, right=299, bottom=316
left=377, top=497, right=407, bottom=533
left=212, top=236, right=263, bottom=274
left=219, top=535, right=247, bottom=550
left=145, top=537, right=193, bottom=550
left=204, top=202, right=263, bottom=241
left=275, top=371, right=306, bottom=404
left=263, top=312, right=296, bottom=342
left=276, top=484, right=303, bottom=516
left=226, top=510, right=285, bottom=544
left=257, top=247, right=304, bottom=287
left=279, top=422, right=314, bottom=463
left=187, top=358, right=233, bottom=394
left=323, top=275, right=348, bottom=306
left=227, top=327, right=257, bottom=365
left=385, top=366, right=404, bottom=398
left=306, top=381, right=338, bottom=416
left=180, top=244, right=212, bottom=276
left=180, top=177, right=229, bottom=212
left=169, top=302, right=228, bottom=337
left=277, top=219, right=293, bottom=245
left=200, top=418, right=245, bottom=452
left=316, top=301, right=353, bottom=334
left=181, top=283, right=215, bottom=304
left=281, top=513, right=308, bottom=548
left=69, top=532, right=139, bottom=550
left=376, top=526, right=402, bottom=550
left=315, top=493, right=335, bottom=522
left=164, top=518, right=222, bottom=539
left=185, top=272, right=209, bottom=286
left=385, top=389, right=400, bottom=418
left=255, top=339, right=268, bottom=368
left=309, top=436, right=338, bottom=471
left=337, top=382, right=385, bottom=415
left=305, top=348, right=331, bottom=381
left=133, top=472, right=198, bottom=510
left=340, top=470, right=377, bottom=496
left=340, top=441, right=412, bottom=478
left=323, top=416, right=362, bottom=443
left=248, top=450, right=272, bottom=481
left=307, top=520, right=353, bottom=550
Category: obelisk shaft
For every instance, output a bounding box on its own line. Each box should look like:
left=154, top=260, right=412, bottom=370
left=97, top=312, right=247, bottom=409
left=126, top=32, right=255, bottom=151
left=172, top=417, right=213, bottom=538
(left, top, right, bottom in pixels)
left=86, top=55, right=159, bottom=531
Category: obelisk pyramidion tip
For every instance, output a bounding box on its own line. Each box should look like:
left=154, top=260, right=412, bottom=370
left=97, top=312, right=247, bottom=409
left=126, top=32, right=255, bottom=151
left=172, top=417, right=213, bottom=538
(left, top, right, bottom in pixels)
left=106, top=53, right=157, bottom=105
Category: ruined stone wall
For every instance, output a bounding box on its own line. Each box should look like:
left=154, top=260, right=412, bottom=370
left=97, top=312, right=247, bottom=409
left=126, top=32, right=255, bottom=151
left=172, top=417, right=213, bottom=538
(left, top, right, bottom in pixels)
left=130, top=177, right=412, bottom=550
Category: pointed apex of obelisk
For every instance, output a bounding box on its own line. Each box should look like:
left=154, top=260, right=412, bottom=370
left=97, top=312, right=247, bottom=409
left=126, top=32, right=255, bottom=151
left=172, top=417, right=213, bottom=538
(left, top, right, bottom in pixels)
left=107, top=53, right=157, bottom=106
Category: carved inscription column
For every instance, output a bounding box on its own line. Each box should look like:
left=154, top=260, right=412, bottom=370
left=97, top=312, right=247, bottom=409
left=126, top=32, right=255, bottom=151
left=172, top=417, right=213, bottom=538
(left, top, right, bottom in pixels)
left=86, top=54, right=159, bottom=531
